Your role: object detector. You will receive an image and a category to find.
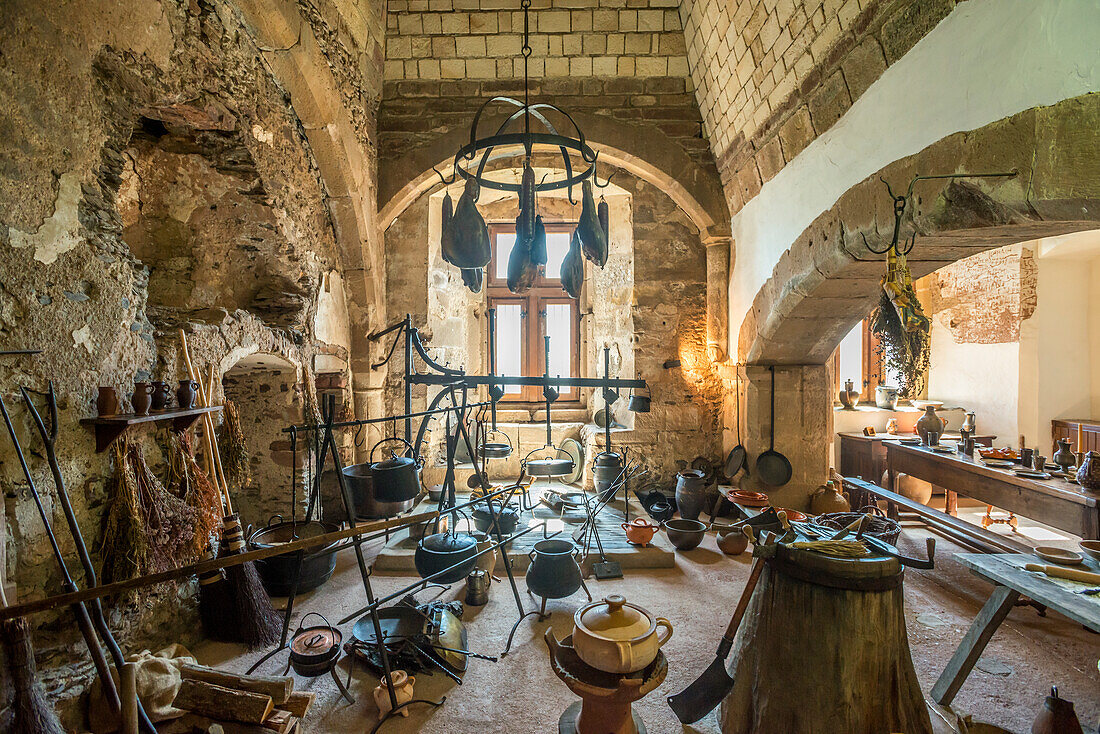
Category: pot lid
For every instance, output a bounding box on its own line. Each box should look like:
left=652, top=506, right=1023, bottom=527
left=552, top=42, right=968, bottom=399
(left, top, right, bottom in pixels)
left=594, top=451, right=622, bottom=468
left=576, top=594, right=655, bottom=641
left=291, top=626, right=339, bottom=657
left=526, top=457, right=574, bottom=476
left=374, top=452, right=414, bottom=470
left=421, top=532, right=477, bottom=553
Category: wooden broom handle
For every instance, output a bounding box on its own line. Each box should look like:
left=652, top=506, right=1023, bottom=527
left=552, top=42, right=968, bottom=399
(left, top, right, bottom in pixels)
left=202, top=365, right=230, bottom=502
left=179, top=330, right=232, bottom=515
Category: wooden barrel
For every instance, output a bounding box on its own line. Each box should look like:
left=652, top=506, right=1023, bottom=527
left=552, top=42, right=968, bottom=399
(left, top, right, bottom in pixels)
left=718, top=544, right=933, bottom=734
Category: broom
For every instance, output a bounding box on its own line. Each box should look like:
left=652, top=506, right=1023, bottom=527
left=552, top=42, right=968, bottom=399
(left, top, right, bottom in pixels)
left=180, top=332, right=279, bottom=648
left=0, top=584, right=66, bottom=734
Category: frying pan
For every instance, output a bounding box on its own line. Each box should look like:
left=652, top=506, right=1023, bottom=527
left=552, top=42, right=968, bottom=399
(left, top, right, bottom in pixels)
left=723, top=370, right=747, bottom=480
left=755, top=366, right=792, bottom=487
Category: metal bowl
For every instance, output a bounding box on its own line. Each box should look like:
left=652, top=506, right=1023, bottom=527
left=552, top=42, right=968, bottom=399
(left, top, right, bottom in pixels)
left=478, top=441, right=513, bottom=459
left=662, top=518, right=707, bottom=550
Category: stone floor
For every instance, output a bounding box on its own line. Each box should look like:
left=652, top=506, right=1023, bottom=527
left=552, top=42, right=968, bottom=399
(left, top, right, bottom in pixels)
left=194, top=520, right=1100, bottom=734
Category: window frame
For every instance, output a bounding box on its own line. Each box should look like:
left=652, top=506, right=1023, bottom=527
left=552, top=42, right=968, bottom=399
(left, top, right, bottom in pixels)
left=486, top=222, right=582, bottom=406
left=831, top=317, right=883, bottom=404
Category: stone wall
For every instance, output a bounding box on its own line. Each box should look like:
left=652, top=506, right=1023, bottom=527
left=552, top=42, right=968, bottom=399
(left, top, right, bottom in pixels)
left=384, top=0, right=689, bottom=80
left=0, top=0, right=377, bottom=723
left=679, top=0, right=963, bottom=213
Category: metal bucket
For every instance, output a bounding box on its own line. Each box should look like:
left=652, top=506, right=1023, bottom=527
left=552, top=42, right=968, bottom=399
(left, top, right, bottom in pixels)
left=341, top=463, right=416, bottom=519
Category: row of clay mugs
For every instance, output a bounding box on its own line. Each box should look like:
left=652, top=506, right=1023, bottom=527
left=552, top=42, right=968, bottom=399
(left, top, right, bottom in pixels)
left=96, top=380, right=199, bottom=417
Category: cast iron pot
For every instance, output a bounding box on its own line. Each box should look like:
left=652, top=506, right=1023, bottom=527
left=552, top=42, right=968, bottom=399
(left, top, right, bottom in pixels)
left=593, top=451, right=624, bottom=501
left=627, top=385, right=651, bottom=413
left=341, top=463, right=416, bottom=519
left=248, top=516, right=340, bottom=596
left=471, top=501, right=520, bottom=536
left=526, top=539, right=584, bottom=600
left=414, top=532, right=479, bottom=584
left=662, top=518, right=707, bottom=550
left=370, top=436, right=421, bottom=502
left=289, top=612, right=342, bottom=676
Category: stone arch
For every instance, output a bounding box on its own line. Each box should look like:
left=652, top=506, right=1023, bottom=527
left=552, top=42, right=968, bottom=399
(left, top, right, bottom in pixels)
left=739, top=93, right=1100, bottom=365
left=376, top=110, right=731, bottom=241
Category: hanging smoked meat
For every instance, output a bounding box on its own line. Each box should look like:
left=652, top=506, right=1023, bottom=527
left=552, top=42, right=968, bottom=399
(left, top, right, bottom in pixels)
left=507, top=213, right=538, bottom=293
left=531, top=214, right=547, bottom=266
left=576, top=179, right=608, bottom=266
left=444, top=178, right=491, bottom=269
left=560, top=229, right=584, bottom=298
left=461, top=267, right=483, bottom=293
left=440, top=190, right=455, bottom=257
left=598, top=197, right=609, bottom=244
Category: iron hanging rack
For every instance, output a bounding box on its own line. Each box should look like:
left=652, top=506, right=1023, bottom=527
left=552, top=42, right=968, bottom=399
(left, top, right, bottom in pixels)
left=860, top=170, right=1018, bottom=256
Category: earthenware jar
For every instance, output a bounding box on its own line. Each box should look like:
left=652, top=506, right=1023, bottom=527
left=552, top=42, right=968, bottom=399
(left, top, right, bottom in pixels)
left=96, top=386, right=119, bottom=417
left=621, top=518, right=657, bottom=546
left=915, top=406, right=946, bottom=444
left=150, top=381, right=171, bottom=411
left=1053, top=438, right=1075, bottom=474
left=838, top=379, right=859, bottom=409
left=373, top=670, right=415, bottom=718
left=1030, top=686, right=1084, bottom=734
left=674, top=469, right=708, bottom=521
left=1075, top=451, right=1100, bottom=491
left=716, top=528, right=749, bottom=555
left=810, top=480, right=850, bottom=515
left=469, top=531, right=497, bottom=575
left=567, top=594, right=673, bottom=674
left=176, top=380, right=199, bottom=410
left=875, top=385, right=899, bottom=409
left=526, top=539, right=583, bottom=600
left=132, top=382, right=154, bottom=416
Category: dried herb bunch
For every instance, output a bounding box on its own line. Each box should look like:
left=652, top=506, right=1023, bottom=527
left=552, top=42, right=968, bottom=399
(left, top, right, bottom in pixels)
left=166, top=430, right=222, bottom=554
left=870, top=250, right=930, bottom=399
left=219, top=399, right=251, bottom=493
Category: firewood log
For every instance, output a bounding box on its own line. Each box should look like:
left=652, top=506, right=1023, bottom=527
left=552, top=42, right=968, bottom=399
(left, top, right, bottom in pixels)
left=180, top=663, right=293, bottom=704
left=173, top=679, right=274, bottom=724
left=281, top=691, right=315, bottom=719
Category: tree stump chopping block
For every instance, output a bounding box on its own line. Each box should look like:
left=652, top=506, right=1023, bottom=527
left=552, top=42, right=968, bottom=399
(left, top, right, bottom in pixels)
left=718, top=545, right=933, bottom=734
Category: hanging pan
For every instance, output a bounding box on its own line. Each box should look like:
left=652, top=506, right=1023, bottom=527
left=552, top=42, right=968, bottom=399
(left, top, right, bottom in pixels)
left=755, top=366, right=792, bottom=487
left=723, top=370, right=747, bottom=480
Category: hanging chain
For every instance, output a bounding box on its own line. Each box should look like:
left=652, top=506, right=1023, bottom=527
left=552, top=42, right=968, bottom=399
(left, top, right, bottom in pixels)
left=522, top=0, right=532, bottom=137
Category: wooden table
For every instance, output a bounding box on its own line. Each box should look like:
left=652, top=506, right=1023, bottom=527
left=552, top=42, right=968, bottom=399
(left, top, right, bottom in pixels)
left=932, top=553, right=1100, bottom=705
left=886, top=443, right=1099, bottom=540
left=839, top=432, right=995, bottom=485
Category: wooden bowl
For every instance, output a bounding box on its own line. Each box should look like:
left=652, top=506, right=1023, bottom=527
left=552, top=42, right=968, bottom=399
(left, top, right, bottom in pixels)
left=1078, top=540, right=1100, bottom=563
left=1034, top=546, right=1084, bottom=565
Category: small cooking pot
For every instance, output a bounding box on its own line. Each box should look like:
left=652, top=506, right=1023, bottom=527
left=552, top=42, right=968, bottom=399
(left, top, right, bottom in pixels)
left=289, top=612, right=342, bottom=676
left=471, top=501, right=520, bottom=536
left=248, top=517, right=339, bottom=596
left=370, top=437, right=420, bottom=502
left=341, top=464, right=416, bottom=519
left=526, top=539, right=583, bottom=600
left=627, top=385, right=651, bottom=413
left=477, top=430, right=513, bottom=459
left=524, top=448, right=575, bottom=478
left=414, top=532, right=479, bottom=584
left=621, top=518, right=658, bottom=546
left=564, top=594, right=672, bottom=674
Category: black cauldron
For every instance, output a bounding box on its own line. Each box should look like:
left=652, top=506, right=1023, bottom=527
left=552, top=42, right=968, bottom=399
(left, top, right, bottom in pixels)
left=471, top=501, right=520, bottom=536
left=414, top=532, right=479, bottom=584
left=341, top=463, right=416, bottom=518
left=248, top=517, right=339, bottom=596
left=289, top=613, right=341, bottom=676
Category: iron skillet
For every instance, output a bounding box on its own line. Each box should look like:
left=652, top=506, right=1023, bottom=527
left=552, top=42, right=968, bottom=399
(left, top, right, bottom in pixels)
left=755, top=366, right=792, bottom=487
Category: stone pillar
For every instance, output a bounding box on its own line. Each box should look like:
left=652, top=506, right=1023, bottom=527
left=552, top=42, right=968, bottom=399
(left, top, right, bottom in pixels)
left=739, top=363, right=832, bottom=509
left=704, top=236, right=731, bottom=363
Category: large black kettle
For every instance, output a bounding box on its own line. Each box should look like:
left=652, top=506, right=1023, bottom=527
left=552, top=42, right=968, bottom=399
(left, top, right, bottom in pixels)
left=369, top=437, right=421, bottom=502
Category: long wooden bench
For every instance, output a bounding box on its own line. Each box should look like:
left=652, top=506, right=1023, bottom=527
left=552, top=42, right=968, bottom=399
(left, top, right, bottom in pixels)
left=841, top=476, right=1031, bottom=555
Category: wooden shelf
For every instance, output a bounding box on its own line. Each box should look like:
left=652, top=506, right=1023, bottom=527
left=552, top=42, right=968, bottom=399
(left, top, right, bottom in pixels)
left=80, top=406, right=222, bottom=453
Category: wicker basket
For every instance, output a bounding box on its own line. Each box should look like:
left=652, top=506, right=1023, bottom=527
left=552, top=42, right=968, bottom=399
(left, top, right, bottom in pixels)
left=813, top=506, right=901, bottom=545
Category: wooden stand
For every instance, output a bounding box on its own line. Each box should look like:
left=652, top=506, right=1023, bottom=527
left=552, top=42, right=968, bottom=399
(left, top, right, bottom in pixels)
left=545, top=630, right=666, bottom=734
left=718, top=546, right=932, bottom=734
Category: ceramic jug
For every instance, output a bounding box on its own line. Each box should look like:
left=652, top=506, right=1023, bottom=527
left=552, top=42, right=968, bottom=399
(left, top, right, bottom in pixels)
left=961, top=411, right=977, bottom=434
left=1075, top=451, right=1100, bottom=491
left=674, top=469, right=708, bottom=521
left=838, top=379, right=859, bottom=409
left=810, top=480, right=850, bottom=515
left=1052, top=438, right=1075, bottom=474
left=176, top=380, right=199, bottom=410
left=915, top=406, right=946, bottom=444
left=373, top=670, right=415, bottom=718
left=875, top=385, right=899, bottom=409
left=151, top=381, right=171, bottom=411
left=132, top=382, right=154, bottom=416
left=96, top=386, right=119, bottom=417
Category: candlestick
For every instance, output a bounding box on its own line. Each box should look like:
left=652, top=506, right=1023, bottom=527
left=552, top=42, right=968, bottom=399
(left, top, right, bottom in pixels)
left=1078, top=422, right=1084, bottom=451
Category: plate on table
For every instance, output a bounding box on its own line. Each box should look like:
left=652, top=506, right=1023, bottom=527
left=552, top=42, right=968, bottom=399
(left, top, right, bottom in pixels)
left=726, top=489, right=770, bottom=507
left=932, top=445, right=956, bottom=454
left=1014, top=469, right=1050, bottom=480
left=981, top=458, right=1016, bottom=469
left=1034, top=546, right=1084, bottom=565
left=899, top=438, right=921, bottom=446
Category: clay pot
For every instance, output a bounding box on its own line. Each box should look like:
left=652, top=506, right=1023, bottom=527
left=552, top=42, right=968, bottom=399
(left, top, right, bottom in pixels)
left=915, top=405, right=946, bottom=444
left=1030, top=686, right=1084, bottom=734
left=373, top=670, right=415, bottom=718
left=469, top=531, right=497, bottom=575
left=132, top=382, right=154, bottom=416
left=567, top=594, right=672, bottom=674
left=875, top=385, right=899, bottom=409
left=674, top=469, right=708, bottom=521
left=1075, top=451, right=1100, bottom=492
left=882, top=470, right=933, bottom=505
left=809, top=481, right=850, bottom=515
left=838, top=379, right=859, bottom=409
left=1053, top=438, right=1075, bottom=474
left=621, top=518, right=658, bottom=546
left=716, top=529, right=749, bottom=555
left=662, top=518, right=707, bottom=550
left=151, top=381, right=171, bottom=411
left=96, top=386, right=119, bottom=417
left=176, top=380, right=199, bottom=410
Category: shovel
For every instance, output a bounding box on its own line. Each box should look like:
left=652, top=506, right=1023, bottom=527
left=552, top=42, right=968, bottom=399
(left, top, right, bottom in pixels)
left=667, top=531, right=774, bottom=724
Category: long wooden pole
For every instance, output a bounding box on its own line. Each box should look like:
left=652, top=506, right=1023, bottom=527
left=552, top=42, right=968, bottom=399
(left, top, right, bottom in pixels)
left=179, top=329, right=231, bottom=515
left=0, top=510, right=436, bottom=621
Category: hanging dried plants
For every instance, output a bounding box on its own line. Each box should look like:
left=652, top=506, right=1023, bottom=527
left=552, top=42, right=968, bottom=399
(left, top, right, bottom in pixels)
left=100, top=440, right=146, bottom=585
left=166, top=430, right=222, bottom=554
left=870, top=249, right=930, bottom=399
left=218, top=399, right=252, bottom=493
